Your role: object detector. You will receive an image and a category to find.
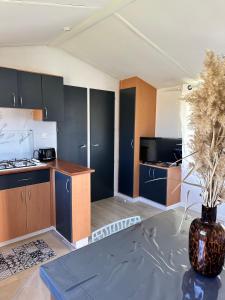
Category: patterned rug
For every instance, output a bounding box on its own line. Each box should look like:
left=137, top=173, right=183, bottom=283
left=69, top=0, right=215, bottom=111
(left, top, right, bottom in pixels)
left=0, top=239, right=56, bottom=280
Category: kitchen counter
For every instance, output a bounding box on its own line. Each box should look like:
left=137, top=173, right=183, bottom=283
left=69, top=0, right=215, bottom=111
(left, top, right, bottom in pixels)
left=0, top=159, right=94, bottom=177
left=40, top=208, right=225, bottom=300
left=47, top=159, right=94, bottom=177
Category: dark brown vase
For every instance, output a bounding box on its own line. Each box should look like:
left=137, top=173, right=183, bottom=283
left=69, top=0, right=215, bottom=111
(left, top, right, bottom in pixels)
left=189, top=205, right=225, bottom=277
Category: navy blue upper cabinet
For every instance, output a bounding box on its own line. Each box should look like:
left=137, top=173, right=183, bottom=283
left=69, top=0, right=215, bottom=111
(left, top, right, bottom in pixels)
left=42, top=75, right=64, bottom=122
left=0, top=67, right=18, bottom=108
left=17, top=71, right=43, bottom=109
left=0, top=68, right=63, bottom=118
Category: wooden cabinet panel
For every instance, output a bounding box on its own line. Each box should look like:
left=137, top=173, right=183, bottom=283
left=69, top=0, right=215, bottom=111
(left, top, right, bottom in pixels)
left=26, top=182, right=51, bottom=233
left=0, top=67, right=18, bottom=108
left=0, top=187, right=27, bottom=242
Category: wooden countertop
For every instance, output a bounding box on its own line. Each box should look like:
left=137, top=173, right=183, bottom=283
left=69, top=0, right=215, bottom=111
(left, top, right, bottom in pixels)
left=0, top=159, right=94, bottom=177
left=47, top=159, right=94, bottom=176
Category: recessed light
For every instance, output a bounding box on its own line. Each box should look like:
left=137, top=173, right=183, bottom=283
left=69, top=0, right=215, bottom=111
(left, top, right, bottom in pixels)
left=63, top=26, right=71, bottom=32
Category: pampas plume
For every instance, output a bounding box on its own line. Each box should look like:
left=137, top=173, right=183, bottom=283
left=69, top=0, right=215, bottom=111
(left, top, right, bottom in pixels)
left=186, top=50, right=225, bottom=207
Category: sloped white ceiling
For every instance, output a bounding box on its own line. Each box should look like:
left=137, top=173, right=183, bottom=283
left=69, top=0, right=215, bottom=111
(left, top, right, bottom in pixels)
left=57, top=0, right=225, bottom=87
left=0, top=0, right=111, bottom=46
left=1, top=0, right=225, bottom=87
left=60, top=15, right=186, bottom=88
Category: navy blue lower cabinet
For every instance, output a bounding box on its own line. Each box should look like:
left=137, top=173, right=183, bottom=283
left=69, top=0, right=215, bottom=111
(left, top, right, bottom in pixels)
left=139, top=164, right=167, bottom=205
left=55, top=171, right=72, bottom=242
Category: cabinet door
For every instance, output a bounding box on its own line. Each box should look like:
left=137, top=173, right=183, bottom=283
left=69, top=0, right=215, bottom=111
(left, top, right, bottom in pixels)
left=57, top=86, right=87, bottom=166
left=119, top=88, right=136, bottom=197
left=0, top=187, right=27, bottom=242
left=18, top=71, right=43, bottom=109
left=0, top=67, right=18, bottom=108
left=90, top=89, right=115, bottom=201
left=42, top=75, right=64, bottom=122
left=55, top=172, right=72, bottom=242
left=139, top=165, right=167, bottom=205
left=26, top=182, right=51, bottom=233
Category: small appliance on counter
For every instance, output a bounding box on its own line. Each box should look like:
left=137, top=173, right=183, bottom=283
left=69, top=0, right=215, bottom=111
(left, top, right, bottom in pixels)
left=34, top=148, right=56, bottom=162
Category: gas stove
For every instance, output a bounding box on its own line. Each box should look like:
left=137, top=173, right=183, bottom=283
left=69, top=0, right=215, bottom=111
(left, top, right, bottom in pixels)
left=0, top=159, right=45, bottom=171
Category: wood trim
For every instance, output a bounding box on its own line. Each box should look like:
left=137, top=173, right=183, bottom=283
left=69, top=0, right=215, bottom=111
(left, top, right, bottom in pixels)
left=50, top=169, right=56, bottom=226
left=166, top=167, right=181, bottom=206
left=120, top=77, right=138, bottom=89
left=32, top=109, right=43, bottom=121
left=120, top=77, right=157, bottom=198
left=71, top=173, right=91, bottom=242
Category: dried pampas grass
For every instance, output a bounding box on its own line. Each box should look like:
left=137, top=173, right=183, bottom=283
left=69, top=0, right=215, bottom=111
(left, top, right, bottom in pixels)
left=186, top=50, right=225, bottom=207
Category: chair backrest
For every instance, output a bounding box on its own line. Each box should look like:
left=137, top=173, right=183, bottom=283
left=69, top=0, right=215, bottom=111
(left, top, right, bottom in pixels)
left=92, top=216, right=142, bottom=243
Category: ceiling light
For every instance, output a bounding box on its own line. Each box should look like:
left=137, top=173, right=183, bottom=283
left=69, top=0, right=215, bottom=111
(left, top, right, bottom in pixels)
left=63, top=26, right=71, bottom=32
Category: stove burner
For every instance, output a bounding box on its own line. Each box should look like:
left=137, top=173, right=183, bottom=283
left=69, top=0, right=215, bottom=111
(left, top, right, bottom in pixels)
left=0, top=162, right=13, bottom=170
left=0, top=159, right=40, bottom=170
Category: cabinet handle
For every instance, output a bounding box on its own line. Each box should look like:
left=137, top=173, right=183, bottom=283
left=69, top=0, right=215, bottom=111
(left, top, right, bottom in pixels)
left=12, top=93, right=16, bottom=107
left=66, top=179, right=70, bottom=193
left=20, top=96, right=23, bottom=107
left=18, top=178, right=32, bottom=182
left=28, top=191, right=31, bottom=200
left=148, top=168, right=151, bottom=178
left=92, top=144, right=99, bottom=147
left=80, top=144, right=87, bottom=149
left=44, top=107, right=48, bottom=119
left=152, top=169, right=155, bottom=179
left=131, top=139, right=134, bottom=149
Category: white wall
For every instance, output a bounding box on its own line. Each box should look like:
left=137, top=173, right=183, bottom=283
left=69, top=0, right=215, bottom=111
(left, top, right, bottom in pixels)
left=155, top=88, right=182, bottom=138
left=0, top=46, right=119, bottom=193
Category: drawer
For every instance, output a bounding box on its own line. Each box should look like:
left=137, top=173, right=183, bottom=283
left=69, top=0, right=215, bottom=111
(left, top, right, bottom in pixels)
left=0, top=169, right=50, bottom=190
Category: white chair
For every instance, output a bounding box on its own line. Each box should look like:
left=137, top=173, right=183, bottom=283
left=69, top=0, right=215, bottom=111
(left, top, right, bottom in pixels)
left=92, top=216, right=142, bottom=243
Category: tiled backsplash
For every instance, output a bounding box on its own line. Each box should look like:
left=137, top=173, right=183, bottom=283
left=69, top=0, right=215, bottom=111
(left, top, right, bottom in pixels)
left=0, top=108, right=57, bottom=160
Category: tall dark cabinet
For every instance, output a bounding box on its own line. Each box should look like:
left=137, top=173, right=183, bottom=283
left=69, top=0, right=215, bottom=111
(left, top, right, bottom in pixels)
left=119, top=77, right=157, bottom=198
left=119, top=88, right=136, bottom=197
left=90, top=89, right=115, bottom=202
left=57, top=85, right=87, bottom=166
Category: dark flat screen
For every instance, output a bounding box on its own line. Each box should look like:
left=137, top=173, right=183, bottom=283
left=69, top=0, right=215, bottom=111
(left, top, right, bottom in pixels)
left=140, top=137, right=182, bottom=163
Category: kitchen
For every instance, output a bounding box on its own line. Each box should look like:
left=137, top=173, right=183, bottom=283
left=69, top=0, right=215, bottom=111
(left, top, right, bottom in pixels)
left=0, top=0, right=213, bottom=299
